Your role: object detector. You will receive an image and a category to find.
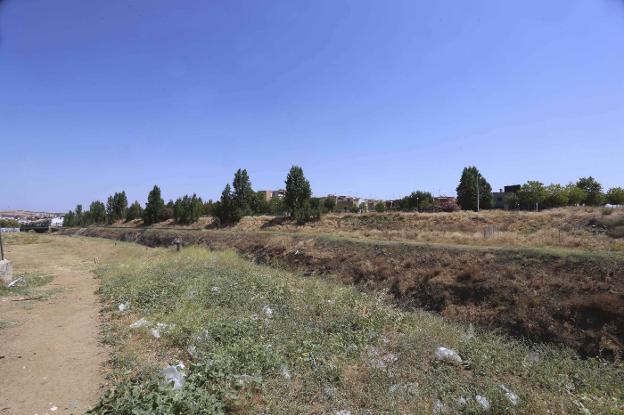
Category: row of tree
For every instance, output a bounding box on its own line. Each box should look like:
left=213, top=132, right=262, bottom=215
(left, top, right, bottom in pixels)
left=213, top=166, right=314, bottom=225
left=455, top=166, right=624, bottom=211
left=63, top=166, right=317, bottom=227
left=62, top=166, right=623, bottom=227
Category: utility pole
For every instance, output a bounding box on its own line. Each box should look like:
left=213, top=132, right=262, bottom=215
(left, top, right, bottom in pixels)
left=0, top=230, right=4, bottom=261
left=476, top=172, right=480, bottom=212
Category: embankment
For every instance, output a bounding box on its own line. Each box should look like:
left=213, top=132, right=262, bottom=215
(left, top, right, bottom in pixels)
left=60, top=227, right=624, bottom=358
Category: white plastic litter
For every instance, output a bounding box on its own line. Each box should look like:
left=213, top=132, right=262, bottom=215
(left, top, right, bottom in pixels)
left=475, top=395, right=490, bottom=411
left=500, top=385, right=519, bottom=406
left=160, top=362, right=186, bottom=390
left=7, top=277, right=25, bottom=288
left=432, top=399, right=447, bottom=414
left=280, top=365, right=291, bottom=380
left=118, top=301, right=130, bottom=312
left=49, top=406, right=58, bottom=412
left=150, top=323, right=168, bottom=339
left=388, top=382, right=418, bottom=395
left=262, top=305, right=273, bottom=318
left=211, top=286, right=220, bottom=294
left=129, top=318, right=150, bottom=329
left=460, top=324, right=475, bottom=342
left=434, top=347, right=462, bottom=364
left=237, top=374, right=258, bottom=386
left=335, top=411, right=351, bottom=415
left=187, top=345, right=197, bottom=357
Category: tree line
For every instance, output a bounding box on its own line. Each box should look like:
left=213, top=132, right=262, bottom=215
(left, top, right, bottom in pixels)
left=455, top=166, right=624, bottom=211
left=63, top=165, right=318, bottom=227
left=62, top=165, right=623, bottom=227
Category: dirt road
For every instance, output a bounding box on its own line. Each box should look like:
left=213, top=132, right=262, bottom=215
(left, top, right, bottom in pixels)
left=0, top=234, right=142, bottom=415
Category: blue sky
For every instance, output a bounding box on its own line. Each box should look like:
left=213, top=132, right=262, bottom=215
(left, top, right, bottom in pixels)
left=1, top=0, right=623, bottom=212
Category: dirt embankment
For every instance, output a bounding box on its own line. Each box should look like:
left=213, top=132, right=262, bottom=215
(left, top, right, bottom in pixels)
left=61, top=227, right=624, bottom=358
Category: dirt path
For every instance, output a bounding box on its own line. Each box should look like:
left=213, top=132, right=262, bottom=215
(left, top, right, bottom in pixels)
left=0, top=234, right=140, bottom=415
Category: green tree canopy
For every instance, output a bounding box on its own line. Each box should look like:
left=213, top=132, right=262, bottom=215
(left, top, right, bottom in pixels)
left=517, top=181, right=547, bottom=211
left=213, top=184, right=237, bottom=225
left=576, top=177, right=604, bottom=206
left=143, top=185, right=165, bottom=225
left=456, top=166, right=493, bottom=211
left=565, top=184, right=586, bottom=206
left=544, top=184, right=569, bottom=208
left=232, top=169, right=255, bottom=218
left=323, top=197, right=336, bottom=213
left=89, top=200, right=107, bottom=224
left=284, top=166, right=313, bottom=223
left=126, top=201, right=143, bottom=221
left=63, top=210, right=75, bottom=227
left=606, top=187, right=624, bottom=205
left=174, top=194, right=204, bottom=224
left=399, top=191, right=434, bottom=211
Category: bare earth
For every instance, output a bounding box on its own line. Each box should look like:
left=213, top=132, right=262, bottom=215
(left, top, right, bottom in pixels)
left=0, top=235, right=131, bottom=415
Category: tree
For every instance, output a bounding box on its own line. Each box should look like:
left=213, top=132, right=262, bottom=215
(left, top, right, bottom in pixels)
left=143, top=185, right=165, bottom=225
left=517, top=181, right=547, bottom=211
left=576, top=177, right=604, bottom=206
left=105, top=191, right=128, bottom=223
left=375, top=202, right=386, bottom=213
left=232, top=169, right=255, bottom=217
left=114, top=191, right=128, bottom=221
left=544, top=184, right=569, bottom=209
left=174, top=194, right=204, bottom=224
left=323, top=197, right=336, bottom=213
left=606, top=187, right=624, bottom=205
left=63, top=210, right=75, bottom=227
left=252, top=192, right=272, bottom=215
left=75, top=204, right=83, bottom=226
left=566, top=183, right=586, bottom=206
left=504, top=193, right=520, bottom=210
left=214, top=184, right=236, bottom=225
left=399, top=191, right=434, bottom=211
left=89, top=200, right=107, bottom=224
left=126, top=201, right=143, bottom=221
left=284, top=166, right=313, bottom=223
left=106, top=195, right=116, bottom=224
left=456, top=166, right=493, bottom=211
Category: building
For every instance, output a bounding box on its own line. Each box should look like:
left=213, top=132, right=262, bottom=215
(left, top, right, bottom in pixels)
left=493, top=185, right=521, bottom=210
left=258, top=189, right=286, bottom=202
left=326, top=195, right=370, bottom=213
left=384, top=199, right=402, bottom=210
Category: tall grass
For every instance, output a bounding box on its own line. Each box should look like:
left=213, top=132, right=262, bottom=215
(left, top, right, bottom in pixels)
left=91, top=247, right=623, bottom=414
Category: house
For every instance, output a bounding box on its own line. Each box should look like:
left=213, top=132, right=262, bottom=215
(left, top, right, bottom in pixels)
left=493, top=185, right=521, bottom=209
left=258, top=189, right=286, bottom=202
left=326, top=195, right=370, bottom=212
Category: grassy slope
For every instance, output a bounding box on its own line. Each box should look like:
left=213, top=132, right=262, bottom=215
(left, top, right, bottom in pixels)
left=91, top=247, right=623, bottom=414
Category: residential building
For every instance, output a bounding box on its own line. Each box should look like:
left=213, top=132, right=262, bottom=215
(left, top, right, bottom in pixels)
left=258, top=189, right=286, bottom=202
left=493, top=185, right=521, bottom=209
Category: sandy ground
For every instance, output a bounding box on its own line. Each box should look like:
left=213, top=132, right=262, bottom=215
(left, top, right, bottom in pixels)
left=0, top=235, right=136, bottom=415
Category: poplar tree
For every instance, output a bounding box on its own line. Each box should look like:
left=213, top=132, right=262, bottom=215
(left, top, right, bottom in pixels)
left=143, top=185, right=164, bottom=225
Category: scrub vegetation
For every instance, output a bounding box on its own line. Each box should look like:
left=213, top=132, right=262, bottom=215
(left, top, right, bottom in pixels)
left=90, top=247, right=623, bottom=414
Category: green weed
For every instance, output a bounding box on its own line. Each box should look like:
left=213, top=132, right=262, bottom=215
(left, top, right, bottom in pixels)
left=91, top=247, right=624, bottom=414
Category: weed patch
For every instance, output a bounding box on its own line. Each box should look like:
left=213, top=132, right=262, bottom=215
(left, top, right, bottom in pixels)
left=90, top=247, right=623, bottom=414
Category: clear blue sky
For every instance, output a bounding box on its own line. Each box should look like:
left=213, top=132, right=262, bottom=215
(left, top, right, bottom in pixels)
left=1, top=0, right=623, bottom=212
